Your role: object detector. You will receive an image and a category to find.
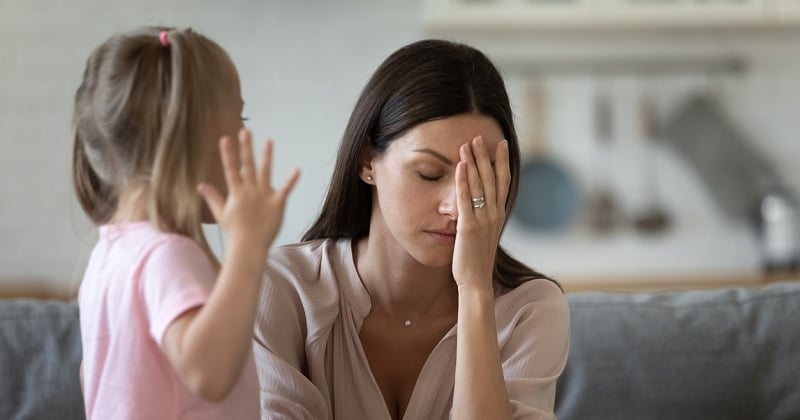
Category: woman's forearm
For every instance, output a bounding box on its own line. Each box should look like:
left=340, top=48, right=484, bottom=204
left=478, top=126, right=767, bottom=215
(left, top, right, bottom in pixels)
left=453, top=285, right=513, bottom=420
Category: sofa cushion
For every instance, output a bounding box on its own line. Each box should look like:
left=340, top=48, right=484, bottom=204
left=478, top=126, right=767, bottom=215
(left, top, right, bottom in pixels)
left=556, top=281, right=800, bottom=420
left=0, top=299, right=84, bottom=420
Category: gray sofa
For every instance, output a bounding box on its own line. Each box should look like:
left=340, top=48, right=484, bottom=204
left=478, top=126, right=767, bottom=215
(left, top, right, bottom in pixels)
left=0, top=299, right=83, bottom=420
left=556, top=280, right=800, bottom=420
left=1, top=281, right=798, bottom=420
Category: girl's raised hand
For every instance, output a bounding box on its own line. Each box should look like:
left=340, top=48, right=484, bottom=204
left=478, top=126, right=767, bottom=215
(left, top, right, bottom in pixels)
left=198, top=128, right=300, bottom=249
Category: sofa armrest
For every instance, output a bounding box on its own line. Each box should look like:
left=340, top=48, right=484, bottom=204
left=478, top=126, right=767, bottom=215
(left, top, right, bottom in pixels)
left=0, top=299, right=84, bottom=420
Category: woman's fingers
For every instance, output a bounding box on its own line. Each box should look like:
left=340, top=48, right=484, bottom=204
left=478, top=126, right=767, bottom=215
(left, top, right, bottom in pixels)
left=470, top=136, right=497, bottom=215
left=460, top=142, right=486, bottom=219
left=495, top=140, right=511, bottom=210
left=455, top=159, right=475, bottom=226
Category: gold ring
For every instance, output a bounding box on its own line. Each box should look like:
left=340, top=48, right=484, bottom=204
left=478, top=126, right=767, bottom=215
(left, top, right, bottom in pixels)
left=471, top=196, right=486, bottom=208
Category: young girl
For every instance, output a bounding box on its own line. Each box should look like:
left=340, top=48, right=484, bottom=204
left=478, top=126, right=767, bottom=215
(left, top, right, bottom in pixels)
left=72, top=27, right=299, bottom=419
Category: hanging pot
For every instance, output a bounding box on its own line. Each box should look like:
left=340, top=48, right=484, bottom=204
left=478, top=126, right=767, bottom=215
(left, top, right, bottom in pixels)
left=512, top=80, right=580, bottom=232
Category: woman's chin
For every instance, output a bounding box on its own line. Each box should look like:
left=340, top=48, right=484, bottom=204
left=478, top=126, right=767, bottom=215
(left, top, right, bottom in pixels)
left=413, top=249, right=454, bottom=269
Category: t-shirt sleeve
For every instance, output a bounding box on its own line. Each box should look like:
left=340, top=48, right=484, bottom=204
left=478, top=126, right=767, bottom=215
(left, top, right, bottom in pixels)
left=501, top=280, right=571, bottom=420
left=138, top=236, right=216, bottom=346
left=253, top=256, right=331, bottom=420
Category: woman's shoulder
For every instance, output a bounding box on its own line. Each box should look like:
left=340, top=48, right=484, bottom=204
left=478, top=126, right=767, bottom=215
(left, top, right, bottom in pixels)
left=497, top=277, right=566, bottom=305
left=494, top=278, right=569, bottom=328
left=493, top=278, right=571, bottom=390
left=267, top=238, right=351, bottom=276
left=268, top=238, right=330, bottom=272
left=259, top=239, right=351, bottom=340
left=264, top=238, right=351, bottom=303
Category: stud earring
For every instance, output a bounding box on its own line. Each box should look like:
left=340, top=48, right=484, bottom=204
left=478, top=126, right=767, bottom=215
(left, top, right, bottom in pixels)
left=366, top=175, right=374, bottom=182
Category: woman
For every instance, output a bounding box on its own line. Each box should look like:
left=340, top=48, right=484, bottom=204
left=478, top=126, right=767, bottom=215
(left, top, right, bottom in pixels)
left=253, top=39, right=570, bottom=420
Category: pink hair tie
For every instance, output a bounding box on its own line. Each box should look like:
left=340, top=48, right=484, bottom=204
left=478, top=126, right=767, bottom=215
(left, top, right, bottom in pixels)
left=159, top=31, right=170, bottom=47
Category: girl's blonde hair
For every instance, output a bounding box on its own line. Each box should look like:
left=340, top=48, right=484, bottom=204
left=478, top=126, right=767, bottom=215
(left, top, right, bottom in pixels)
left=72, top=26, right=235, bottom=262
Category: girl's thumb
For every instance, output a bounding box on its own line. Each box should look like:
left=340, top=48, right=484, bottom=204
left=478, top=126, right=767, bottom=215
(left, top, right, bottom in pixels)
left=197, top=183, right=223, bottom=222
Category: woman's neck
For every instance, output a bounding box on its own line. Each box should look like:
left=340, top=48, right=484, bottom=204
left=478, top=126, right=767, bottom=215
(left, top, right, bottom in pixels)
left=354, top=233, right=458, bottom=322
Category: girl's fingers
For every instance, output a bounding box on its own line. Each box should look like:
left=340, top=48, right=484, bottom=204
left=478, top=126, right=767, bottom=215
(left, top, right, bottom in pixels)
left=495, top=140, right=511, bottom=209
left=471, top=136, right=497, bottom=214
left=220, top=136, right=241, bottom=188
left=258, top=140, right=300, bottom=202
left=258, top=139, right=274, bottom=188
left=277, top=168, right=301, bottom=201
left=237, top=129, right=257, bottom=184
left=197, top=183, right=224, bottom=223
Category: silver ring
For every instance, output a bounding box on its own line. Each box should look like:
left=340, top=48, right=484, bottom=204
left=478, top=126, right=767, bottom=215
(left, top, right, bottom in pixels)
left=471, top=196, right=486, bottom=208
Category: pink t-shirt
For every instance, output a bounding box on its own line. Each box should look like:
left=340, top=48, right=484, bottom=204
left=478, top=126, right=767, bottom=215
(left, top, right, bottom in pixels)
left=78, top=222, right=259, bottom=420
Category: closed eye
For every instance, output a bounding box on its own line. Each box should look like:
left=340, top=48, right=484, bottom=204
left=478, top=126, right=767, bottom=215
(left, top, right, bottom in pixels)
left=418, top=173, right=443, bottom=182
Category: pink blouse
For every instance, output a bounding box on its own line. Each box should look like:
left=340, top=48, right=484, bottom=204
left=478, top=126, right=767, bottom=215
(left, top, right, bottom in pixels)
left=253, top=239, right=570, bottom=419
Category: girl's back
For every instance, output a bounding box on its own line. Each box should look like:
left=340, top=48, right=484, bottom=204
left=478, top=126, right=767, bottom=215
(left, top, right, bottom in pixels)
left=79, top=222, right=258, bottom=419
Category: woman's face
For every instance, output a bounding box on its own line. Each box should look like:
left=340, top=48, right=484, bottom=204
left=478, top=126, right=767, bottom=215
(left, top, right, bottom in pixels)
left=364, top=113, right=506, bottom=268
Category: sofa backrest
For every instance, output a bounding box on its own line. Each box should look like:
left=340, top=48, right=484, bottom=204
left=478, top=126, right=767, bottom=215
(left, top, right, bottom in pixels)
left=556, top=281, right=800, bottom=420
left=0, top=299, right=85, bottom=420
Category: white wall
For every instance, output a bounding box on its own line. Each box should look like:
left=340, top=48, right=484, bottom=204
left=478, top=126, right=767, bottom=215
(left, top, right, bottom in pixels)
left=1, top=1, right=798, bottom=295
left=0, top=0, right=424, bottom=295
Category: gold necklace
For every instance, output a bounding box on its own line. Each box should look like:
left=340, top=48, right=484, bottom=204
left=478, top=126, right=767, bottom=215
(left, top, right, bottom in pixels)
left=370, top=296, right=414, bottom=327
left=369, top=288, right=455, bottom=328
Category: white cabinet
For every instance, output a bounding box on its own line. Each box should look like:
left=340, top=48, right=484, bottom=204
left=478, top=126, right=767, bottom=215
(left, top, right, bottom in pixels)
left=423, top=0, right=800, bottom=30
left=778, top=0, right=800, bottom=19
left=602, top=0, right=764, bottom=22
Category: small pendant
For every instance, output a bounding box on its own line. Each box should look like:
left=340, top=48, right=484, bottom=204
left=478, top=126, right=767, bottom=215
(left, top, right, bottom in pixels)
left=404, top=320, right=412, bottom=327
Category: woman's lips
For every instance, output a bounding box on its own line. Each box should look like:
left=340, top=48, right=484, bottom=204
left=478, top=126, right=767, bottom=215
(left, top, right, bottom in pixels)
left=427, top=230, right=456, bottom=245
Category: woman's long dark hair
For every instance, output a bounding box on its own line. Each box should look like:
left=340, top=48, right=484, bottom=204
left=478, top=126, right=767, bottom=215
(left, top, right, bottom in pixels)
left=303, top=39, right=555, bottom=290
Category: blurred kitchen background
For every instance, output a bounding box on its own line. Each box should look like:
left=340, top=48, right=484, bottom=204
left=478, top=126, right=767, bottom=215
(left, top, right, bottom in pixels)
left=1, top=0, right=799, bottom=296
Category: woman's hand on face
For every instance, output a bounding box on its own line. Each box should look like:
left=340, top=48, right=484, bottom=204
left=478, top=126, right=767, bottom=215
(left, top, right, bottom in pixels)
left=198, top=128, right=300, bottom=250
left=452, top=136, right=511, bottom=292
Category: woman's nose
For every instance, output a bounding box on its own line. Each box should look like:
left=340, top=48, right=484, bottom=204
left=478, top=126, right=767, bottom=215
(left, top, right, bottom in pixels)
left=438, top=183, right=459, bottom=221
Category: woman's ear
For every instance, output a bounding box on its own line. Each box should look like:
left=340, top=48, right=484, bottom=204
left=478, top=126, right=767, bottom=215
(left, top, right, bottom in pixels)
left=359, top=165, right=375, bottom=184
left=359, top=149, right=375, bottom=184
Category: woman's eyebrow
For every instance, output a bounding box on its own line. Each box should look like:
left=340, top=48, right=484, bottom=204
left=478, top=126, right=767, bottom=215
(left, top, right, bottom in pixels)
left=413, top=148, right=498, bottom=167
left=413, top=148, right=454, bottom=165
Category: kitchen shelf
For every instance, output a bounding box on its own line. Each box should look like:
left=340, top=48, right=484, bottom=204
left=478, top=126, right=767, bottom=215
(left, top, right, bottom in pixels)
left=424, top=0, right=800, bottom=32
